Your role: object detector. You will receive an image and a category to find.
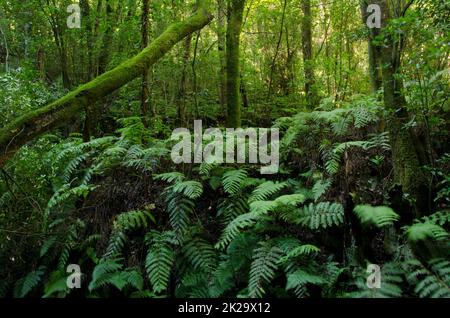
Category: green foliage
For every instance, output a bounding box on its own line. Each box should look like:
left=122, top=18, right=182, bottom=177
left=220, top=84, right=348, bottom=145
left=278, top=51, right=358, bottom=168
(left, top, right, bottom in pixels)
left=298, top=202, right=345, bottom=230
left=222, top=169, right=248, bottom=195
left=14, top=267, right=46, bottom=298
left=405, top=223, right=449, bottom=242
left=353, top=205, right=400, bottom=228
left=406, top=258, right=450, bottom=298
left=145, top=231, right=176, bottom=294
left=248, top=242, right=284, bottom=298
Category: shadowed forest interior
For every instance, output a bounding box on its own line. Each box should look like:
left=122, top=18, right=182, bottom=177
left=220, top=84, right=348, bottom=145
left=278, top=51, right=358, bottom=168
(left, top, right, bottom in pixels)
left=0, top=0, right=449, bottom=298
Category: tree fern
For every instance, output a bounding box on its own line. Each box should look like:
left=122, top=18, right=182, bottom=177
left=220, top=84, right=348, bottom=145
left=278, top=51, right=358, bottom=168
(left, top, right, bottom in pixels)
left=353, top=205, right=400, bottom=228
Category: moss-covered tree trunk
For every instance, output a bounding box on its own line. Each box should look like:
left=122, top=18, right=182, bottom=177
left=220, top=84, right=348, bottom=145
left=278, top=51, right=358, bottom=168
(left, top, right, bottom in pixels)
left=0, top=2, right=214, bottom=168
left=217, top=0, right=227, bottom=111
left=379, top=0, right=430, bottom=216
left=226, top=0, right=245, bottom=128
left=360, top=0, right=383, bottom=93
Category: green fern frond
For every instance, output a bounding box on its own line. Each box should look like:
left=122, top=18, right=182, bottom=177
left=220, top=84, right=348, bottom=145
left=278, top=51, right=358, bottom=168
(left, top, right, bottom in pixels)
left=312, top=179, right=332, bottom=202
left=353, top=205, right=400, bottom=228
left=14, top=266, right=45, bottom=298
left=182, top=236, right=217, bottom=271
left=145, top=231, right=176, bottom=294
left=222, top=169, right=248, bottom=195
left=406, top=258, right=450, bottom=298
left=249, top=181, right=287, bottom=203
left=248, top=242, right=284, bottom=298
left=166, top=192, right=195, bottom=236
left=154, top=172, right=185, bottom=183
left=114, top=210, right=155, bottom=231
left=286, top=269, right=325, bottom=297
left=172, top=181, right=203, bottom=199
left=298, top=202, right=345, bottom=229
left=405, top=222, right=449, bottom=242
left=216, top=212, right=259, bottom=250
left=88, top=258, right=124, bottom=291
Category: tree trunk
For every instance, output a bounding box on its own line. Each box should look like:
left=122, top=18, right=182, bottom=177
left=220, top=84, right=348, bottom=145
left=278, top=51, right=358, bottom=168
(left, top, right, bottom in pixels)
left=301, top=0, right=318, bottom=109
left=360, top=0, right=383, bottom=93
left=140, top=0, right=151, bottom=127
left=378, top=0, right=430, bottom=216
left=0, top=2, right=214, bottom=168
left=226, top=0, right=245, bottom=128
left=97, top=0, right=113, bottom=75
left=217, top=0, right=227, bottom=111
left=178, top=34, right=192, bottom=127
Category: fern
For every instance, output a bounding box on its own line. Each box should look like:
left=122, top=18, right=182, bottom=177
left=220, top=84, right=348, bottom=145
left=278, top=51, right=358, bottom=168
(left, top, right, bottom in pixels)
left=249, top=181, right=287, bottom=203
left=172, top=181, right=203, bottom=199
left=14, top=266, right=45, bottom=298
left=154, top=172, right=185, bottom=183
left=298, top=202, right=345, bottom=229
left=353, top=205, right=400, bottom=228
left=312, top=179, right=332, bottom=202
left=286, top=269, right=325, bottom=297
left=145, top=231, right=176, bottom=294
left=114, top=210, right=155, bottom=231
left=407, top=258, right=450, bottom=298
left=405, top=222, right=449, bottom=242
left=349, top=262, right=403, bottom=298
left=248, top=241, right=284, bottom=298
left=216, top=212, right=260, bottom=249
left=222, top=169, right=248, bottom=195
left=166, top=191, right=195, bottom=236
left=88, top=258, right=124, bottom=291
left=182, top=236, right=217, bottom=272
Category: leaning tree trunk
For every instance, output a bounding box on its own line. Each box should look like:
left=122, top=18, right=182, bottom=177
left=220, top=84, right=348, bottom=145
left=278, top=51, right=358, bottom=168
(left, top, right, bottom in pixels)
left=226, top=0, right=245, bottom=128
left=0, top=2, right=214, bottom=168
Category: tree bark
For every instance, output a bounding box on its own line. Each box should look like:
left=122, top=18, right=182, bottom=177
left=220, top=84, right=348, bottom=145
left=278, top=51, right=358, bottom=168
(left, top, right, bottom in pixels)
left=140, top=0, right=151, bottom=127
left=226, top=0, right=245, bottom=128
left=378, top=0, right=430, bottom=216
left=301, top=0, right=318, bottom=109
left=217, top=0, right=227, bottom=110
left=360, top=0, right=383, bottom=93
left=0, top=2, right=214, bottom=168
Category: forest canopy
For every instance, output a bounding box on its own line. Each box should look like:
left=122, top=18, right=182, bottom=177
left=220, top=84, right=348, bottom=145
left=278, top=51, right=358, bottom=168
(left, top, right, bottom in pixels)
left=0, top=0, right=449, bottom=299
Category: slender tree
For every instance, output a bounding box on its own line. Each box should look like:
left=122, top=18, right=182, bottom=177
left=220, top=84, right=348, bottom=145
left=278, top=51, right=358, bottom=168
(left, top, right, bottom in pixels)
left=226, top=0, right=245, bottom=128
left=140, top=0, right=151, bottom=127
left=301, top=0, right=318, bottom=109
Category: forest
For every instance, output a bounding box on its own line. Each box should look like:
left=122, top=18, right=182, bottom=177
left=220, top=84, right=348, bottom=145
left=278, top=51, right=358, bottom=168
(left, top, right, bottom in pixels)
left=0, top=0, right=449, bottom=299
